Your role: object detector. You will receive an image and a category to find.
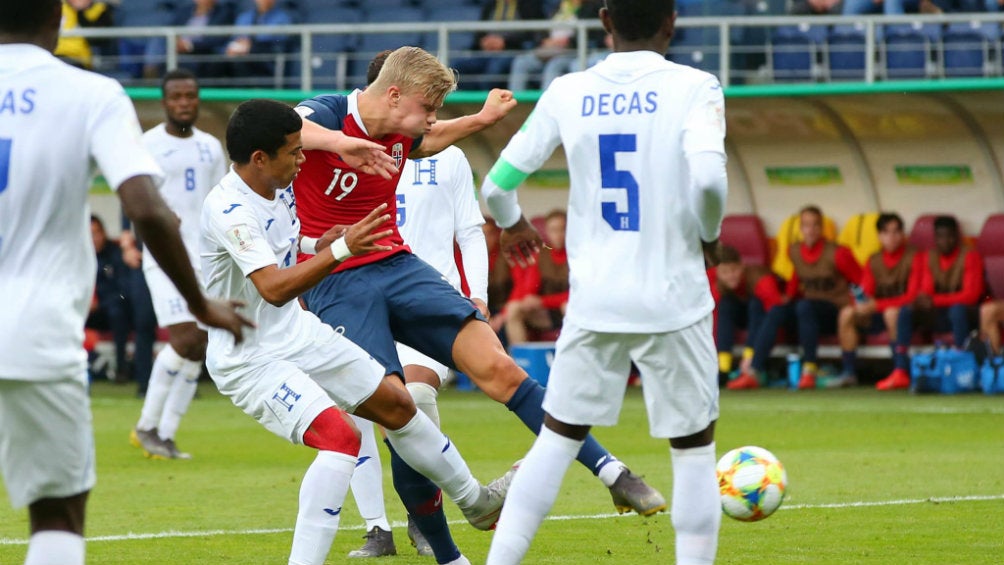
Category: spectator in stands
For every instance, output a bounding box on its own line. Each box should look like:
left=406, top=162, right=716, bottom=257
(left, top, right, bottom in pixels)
left=225, top=0, right=294, bottom=86
left=880, top=215, right=985, bottom=390
left=172, top=0, right=237, bottom=79
left=86, top=215, right=133, bottom=383
left=745, top=205, right=862, bottom=389
left=507, top=0, right=604, bottom=91
left=790, top=0, right=843, bottom=14
left=504, top=209, right=569, bottom=345
left=54, top=0, right=113, bottom=69
left=711, top=246, right=784, bottom=389
left=980, top=298, right=1004, bottom=355
left=451, top=0, right=547, bottom=90
left=836, top=213, right=924, bottom=384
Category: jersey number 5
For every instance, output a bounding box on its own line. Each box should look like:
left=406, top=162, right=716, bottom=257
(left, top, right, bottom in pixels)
left=598, top=134, right=639, bottom=232
left=0, top=138, right=11, bottom=194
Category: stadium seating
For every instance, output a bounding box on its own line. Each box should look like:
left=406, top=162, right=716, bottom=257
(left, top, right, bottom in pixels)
left=827, top=24, right=867, bottom=81
left=837, top=212, right=881, bottom=266
left=883, top=22, right=940, bottom=79
left=942, top=21, right=1000, bottom=78
left=769, top=24, right=826, bottom=82
left=721, top=215, right=771, bottom=267
left=977, top=213, right=1004, bottom=298
left=348, top=7, right=427, bottom=86
left=422, top=5, right=481, bottom=53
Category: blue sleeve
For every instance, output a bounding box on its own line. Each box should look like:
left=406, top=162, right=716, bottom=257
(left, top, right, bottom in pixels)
left=298, top=94, right=348, bottom=131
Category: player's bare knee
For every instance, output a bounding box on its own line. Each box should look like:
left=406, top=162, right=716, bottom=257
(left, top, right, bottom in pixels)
left=169, top=328, right=207, bottom=361
left=474, top=354, right=524, bottom=402
left=379, top=385, right=420, bottom=429
left=28, top=493, right=88, bottom=535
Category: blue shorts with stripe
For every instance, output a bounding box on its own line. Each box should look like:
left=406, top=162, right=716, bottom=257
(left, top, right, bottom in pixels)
left=303, top=251, right=485, bottom=377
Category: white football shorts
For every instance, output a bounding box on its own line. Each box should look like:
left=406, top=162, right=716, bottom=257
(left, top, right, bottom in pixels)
left=0, top=377, right=96, bottom=509
left=395, top=342, right=449, bottom=384
left=542, top=314, right=719, bottom=439
left=144, top=265, right=198, bottom=327
left=208, top=329, right=387, bottom=445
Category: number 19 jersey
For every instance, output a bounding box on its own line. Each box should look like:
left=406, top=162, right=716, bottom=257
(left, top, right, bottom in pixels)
left=293, top=90, right=414, bottom=272
left=496, top=51, right=727, bottom=334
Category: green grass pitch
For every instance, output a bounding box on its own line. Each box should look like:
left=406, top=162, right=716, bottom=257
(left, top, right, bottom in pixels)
left=2, top=382, right=1002, bottom=564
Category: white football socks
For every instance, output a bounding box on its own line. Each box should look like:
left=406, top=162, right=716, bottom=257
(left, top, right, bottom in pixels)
left=157, top=359, right=200, bottom=440
left=486, top=426, right=582, bottom=565
left=24, top=531, right=84, bottom=565
left=670, top=443, right=721, bottom=565
left=384, top=411, right=480, bottom=509
left=137, top=344, right=184, bottom=431
left=288, top=450, right=356, bottom=565
left=405, top=382, right=440, bottom=428
left=348, top=415, right=391, bottom=532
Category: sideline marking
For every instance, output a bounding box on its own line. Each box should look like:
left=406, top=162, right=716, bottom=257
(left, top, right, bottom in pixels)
left=2, top=494, right=1002, bottom=546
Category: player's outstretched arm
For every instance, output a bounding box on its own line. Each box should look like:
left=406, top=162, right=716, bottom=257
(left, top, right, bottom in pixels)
left=411, top=89, right=517, bottom=158
left=300, top=119, right=398, bottom=179
left=249, top=204, right=394, bottom=307
left=499, top=216, right=543, bottom=268
left=118, top=175, right=254, bottom=343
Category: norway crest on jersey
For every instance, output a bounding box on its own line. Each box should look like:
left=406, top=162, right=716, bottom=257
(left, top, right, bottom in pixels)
left=391, top=142, right=404, bottom=168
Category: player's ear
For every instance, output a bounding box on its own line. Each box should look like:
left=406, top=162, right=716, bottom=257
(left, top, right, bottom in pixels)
left=387, top=85, right=401, bottom=107
left=250, top=149, right=268, bottom=168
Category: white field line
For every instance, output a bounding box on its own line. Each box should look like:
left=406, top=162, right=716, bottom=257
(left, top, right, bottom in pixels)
left=1, top=493, right=1002, bottom=546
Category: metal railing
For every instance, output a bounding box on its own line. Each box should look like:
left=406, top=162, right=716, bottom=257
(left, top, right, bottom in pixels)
left=62, top=13, right=1004, bottom=90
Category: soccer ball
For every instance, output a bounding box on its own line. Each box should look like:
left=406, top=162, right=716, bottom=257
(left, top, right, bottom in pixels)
left=715, top=445, right=787, bottom=522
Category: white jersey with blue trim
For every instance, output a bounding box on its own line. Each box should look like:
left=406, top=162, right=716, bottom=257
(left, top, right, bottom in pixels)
left=0, top=44, right=163, bottom=382
left=496, top=51, right=727, bottom=333
left=142, top=123, right=227, bottom=271
left=200, top=170, right=320, bottom=373
left=396, top=146, right=484, bottom=294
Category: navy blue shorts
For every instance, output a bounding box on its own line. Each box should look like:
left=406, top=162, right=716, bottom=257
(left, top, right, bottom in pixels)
left=303, top=252, right=485, bottom=377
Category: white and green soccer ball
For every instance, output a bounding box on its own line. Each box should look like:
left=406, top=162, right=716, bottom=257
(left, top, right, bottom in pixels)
left=715, top=445, right=788, bottom=522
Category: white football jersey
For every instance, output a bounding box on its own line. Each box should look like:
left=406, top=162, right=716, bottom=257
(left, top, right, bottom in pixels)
left=0, top=44, right=162, bottom=382
left=396, top=146, right=484, bottom=295
left=496, top=51, right=727, bottom=333
left=200, top=170, right=327, bottom=374
left=142, top=123, right=227, bottom=270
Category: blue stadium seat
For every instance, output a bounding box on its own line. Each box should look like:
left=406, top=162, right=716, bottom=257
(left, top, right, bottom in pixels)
left=301, top=7, right=361, bottom=89
left=883, top=23, right=939, bottom=79
left=417, top=0, right=479, bottom=7
left=349, top=7, right=426, bottom=87
left=943, top=21, right=998, bottom=77
left=115, top=0, right=179, bottom=78
left=827, top=24, right=867, bottom=81
left=770, top=25, right=826, bottom=82
left=668, top=1, right=746, bottom=78
left=423, top=5, right=481, bottom=53
left=115, top=0, right=177, bottom=26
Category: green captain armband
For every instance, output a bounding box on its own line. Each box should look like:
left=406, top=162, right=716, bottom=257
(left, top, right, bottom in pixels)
left=487, top=159, right=529, bottom=192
